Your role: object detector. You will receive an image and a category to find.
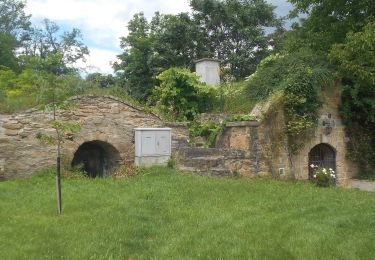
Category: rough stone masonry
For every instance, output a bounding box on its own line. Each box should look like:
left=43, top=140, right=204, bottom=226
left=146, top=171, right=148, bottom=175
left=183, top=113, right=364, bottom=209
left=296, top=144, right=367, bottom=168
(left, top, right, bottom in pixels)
left=0, top=95, right=188, bottom=179
left=0, top=88, right=359, bottom=185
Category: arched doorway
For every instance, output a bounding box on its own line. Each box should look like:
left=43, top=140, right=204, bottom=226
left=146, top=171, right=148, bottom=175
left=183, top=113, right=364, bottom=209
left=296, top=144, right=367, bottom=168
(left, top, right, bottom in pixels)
left=71, top=140, right=121, bottom=177
left=308, top=143, right=336, bottom=179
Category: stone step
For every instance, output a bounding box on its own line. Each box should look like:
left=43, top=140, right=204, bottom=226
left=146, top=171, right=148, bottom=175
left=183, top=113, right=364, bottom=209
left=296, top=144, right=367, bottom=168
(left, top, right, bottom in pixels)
left=177, top=147, right=248, bottom=160
left=175, top=147, right=250, bottom=178
left=179, top=166, right=232, bottom=177
left=178, top=155, right=225, bottom=168
left=178, top=147, right=225, bottom=157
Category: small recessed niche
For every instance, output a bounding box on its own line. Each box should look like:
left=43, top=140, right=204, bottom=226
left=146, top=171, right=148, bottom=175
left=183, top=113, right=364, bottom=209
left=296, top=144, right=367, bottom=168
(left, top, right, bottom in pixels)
left=278, top=168, right=285, bottom=176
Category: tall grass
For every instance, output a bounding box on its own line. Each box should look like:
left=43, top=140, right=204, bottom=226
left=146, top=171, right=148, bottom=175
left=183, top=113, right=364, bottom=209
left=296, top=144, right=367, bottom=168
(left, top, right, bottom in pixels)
left=0, top=95, right=39, bottom=113
left=0, top=84, right=137, bottom=114
left=1, top=167, right=375, bottom=259
left=210, top=81, right=256, bottom=114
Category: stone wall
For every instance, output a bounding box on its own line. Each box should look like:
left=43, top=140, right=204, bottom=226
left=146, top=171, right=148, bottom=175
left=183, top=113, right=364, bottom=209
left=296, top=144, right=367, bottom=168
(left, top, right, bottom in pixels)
left=0, top=88, right=359, bottom=184
left=0, top=95, right=188, bottom=179
left=176, top=147, right=257, bottom=177
left=209, top=86, right=358, bottom=184
left=215, top=121, right=269, bottom=175
left=287, top=87, right=358, bottom=185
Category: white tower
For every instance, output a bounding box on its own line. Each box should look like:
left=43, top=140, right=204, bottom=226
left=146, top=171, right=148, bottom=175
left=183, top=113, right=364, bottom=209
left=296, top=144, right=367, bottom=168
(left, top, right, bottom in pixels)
left=194, top=58, right=221, bottom=86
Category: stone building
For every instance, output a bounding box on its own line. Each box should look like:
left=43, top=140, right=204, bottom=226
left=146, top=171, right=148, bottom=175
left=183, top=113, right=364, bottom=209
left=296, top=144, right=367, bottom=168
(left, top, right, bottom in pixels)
left=0, top=87, right=358, bottom=185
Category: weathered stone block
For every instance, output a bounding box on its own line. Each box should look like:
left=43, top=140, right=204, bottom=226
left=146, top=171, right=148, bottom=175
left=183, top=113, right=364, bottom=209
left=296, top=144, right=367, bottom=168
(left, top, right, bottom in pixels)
left=3, top=122, right=23, bottom=130
left=5, top=129, right=19, bottom=136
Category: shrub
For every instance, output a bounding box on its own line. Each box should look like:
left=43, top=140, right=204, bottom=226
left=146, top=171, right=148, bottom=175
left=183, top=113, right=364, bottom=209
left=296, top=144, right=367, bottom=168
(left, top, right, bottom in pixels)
left=310, top=164, right=336, bottom=187
left=149, top=67, right=215, bottom=121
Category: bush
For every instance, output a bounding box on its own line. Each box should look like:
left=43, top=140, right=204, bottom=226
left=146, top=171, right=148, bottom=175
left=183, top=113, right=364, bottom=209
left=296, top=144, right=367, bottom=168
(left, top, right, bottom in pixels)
left=149, top=67, right=215, bottom=121
left=310, top=164, right=336, bottom=187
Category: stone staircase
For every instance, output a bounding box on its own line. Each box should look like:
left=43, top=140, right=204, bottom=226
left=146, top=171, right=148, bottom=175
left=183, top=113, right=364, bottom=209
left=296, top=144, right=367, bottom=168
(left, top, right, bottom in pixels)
left=175, top=147, right=252, bottom=177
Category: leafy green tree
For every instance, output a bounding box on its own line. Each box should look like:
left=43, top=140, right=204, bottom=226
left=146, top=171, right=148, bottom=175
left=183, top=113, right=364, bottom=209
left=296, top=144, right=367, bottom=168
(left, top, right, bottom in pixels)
left=329, top=20, right=375, bottom=175
left=286, top=0, right=375, bottom=52
left=0, top=0, right=31, bottom=40
left=37, top=112, right=81, bottom=215
left=115, top=12, right=199, bottom=100
left=0, top=0, right=32, bottom=72
left=115, top=1, right=279, bottom=100
left=23, top=19, right=89, bottom=75
left=0, top=32, right=19, bottom=71
left=191, top=0, right=279, bottom=79
left=86, top=72, right=116, bottom=88
left=150, top=12, right=200, bottom=71
left=114, top=12, right=155, bottom=100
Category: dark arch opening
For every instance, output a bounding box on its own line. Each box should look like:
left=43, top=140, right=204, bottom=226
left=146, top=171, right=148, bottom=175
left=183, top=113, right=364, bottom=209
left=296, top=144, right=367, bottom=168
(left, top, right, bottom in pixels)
left=308, top=143, right=336, bottom=180
left=71, top=140, right=121, bottom=178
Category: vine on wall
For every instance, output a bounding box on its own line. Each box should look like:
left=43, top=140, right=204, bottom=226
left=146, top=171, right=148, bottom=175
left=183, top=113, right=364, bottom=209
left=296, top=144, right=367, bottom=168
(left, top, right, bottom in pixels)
left=246, top=50, right=333, bottom=155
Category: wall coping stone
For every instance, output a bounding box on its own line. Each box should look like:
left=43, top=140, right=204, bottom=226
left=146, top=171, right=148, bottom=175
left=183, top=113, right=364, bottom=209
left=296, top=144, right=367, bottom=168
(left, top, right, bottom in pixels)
left=226, top=121, right=261, bottom=127
left=67, top=95, right=162, bottom=120
left=165, top=122, right=188, bottom=127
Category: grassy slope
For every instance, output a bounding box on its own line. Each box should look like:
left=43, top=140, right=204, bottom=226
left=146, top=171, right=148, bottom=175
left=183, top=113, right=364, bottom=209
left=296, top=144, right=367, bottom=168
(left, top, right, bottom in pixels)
left=1, top=167, right=375, bottom=259
left=210, top=81, right=256, bottom=114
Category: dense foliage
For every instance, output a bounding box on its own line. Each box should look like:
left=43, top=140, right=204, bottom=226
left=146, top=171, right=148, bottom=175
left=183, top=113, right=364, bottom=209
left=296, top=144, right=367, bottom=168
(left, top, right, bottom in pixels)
left=329, top=20, right=375, bottom=176
left=244, top=0, right=375, bottom=175
left=0, top=0, right=131, bottom=113
left=287, top=0, right=374, bottom=52
left=246, top=50, right=333, bottom=153
left=114, top=0, right=279, bottom=101
left=149, top=68, right=214, bottom=121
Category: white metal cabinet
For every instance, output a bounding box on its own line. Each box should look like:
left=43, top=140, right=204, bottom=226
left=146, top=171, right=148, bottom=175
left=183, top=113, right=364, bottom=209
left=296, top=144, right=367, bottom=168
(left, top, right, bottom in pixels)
left=134, top=128, right=171, bottom=166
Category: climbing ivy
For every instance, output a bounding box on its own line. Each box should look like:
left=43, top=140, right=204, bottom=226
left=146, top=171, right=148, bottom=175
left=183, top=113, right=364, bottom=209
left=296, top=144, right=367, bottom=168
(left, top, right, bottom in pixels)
left=246, top=49, right=334, bottom=154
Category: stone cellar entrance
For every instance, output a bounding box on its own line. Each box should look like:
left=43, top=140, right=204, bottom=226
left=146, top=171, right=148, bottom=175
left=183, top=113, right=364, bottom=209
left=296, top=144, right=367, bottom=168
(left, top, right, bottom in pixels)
left=308, top=143, right=336, bottom=179
left=71, top=140, right=121, bottom=177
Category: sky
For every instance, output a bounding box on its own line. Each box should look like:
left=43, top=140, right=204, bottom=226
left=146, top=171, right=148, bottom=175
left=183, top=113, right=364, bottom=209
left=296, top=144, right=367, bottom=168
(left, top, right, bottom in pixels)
left=24, top=0, right=294, bottom=75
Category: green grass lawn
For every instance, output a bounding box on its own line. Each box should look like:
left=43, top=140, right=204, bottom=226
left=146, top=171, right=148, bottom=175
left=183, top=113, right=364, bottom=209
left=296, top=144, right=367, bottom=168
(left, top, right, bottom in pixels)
left=1, top=167, right=375, bottom=259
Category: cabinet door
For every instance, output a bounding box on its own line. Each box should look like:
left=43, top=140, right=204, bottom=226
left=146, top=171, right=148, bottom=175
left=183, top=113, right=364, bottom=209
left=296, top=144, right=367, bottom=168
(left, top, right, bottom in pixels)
left=156, top=131, right=170, bottom=155
left=141, top=131, right=156, bottom=155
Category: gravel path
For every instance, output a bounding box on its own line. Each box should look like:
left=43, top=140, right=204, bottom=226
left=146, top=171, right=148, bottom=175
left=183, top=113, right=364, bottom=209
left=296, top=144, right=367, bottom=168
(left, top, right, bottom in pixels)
left=348, top=179, right=375, bottom=192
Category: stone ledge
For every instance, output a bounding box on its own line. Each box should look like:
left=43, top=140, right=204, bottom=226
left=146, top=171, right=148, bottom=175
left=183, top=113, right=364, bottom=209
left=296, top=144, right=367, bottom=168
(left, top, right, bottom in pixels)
left=226, top=121, right=260, bottom=127
left=68, top=95, right=163, bottom=119
left=347, top=179, right=375, bottom=192
left=165, top=122, right=188, bottom=127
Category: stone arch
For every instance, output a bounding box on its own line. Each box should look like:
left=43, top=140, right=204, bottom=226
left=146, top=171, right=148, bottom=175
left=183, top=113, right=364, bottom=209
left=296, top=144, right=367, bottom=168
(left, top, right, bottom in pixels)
left=308, top=143, right=336, bottom=179
left=71, top=140, right=122, bottom=177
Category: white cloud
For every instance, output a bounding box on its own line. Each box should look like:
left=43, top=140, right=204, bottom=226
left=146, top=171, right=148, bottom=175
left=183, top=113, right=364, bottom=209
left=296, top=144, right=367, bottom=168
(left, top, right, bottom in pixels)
left=25, top=0, right=191, bottom=74
left=74, top=48, right=119, bottom=75
left=24, top=0, right=292, bottom=74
